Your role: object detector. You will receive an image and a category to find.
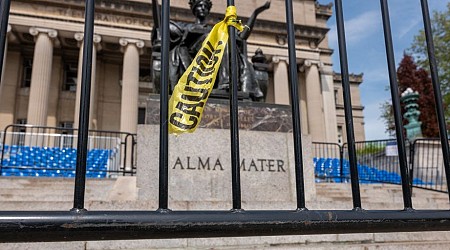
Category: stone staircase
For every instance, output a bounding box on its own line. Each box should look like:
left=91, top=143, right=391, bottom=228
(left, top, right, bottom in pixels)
left=0, top=177, right=449, bottom=249
left=313, top=183, right=450, bottom=210
left=0, top=177, right=117, bottom=210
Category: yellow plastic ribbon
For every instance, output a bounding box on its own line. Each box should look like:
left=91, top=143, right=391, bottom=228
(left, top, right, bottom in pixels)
left=168, top=6, right=244, bottom=134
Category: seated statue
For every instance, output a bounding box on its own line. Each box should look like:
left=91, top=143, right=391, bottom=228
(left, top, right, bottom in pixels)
left=152, top=0, right=270, bottom=102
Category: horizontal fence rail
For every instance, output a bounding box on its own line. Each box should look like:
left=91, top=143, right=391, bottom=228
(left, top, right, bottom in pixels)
left=1, top=210, right=450, bottom=243
left=0, top=0, right=449, bottom=243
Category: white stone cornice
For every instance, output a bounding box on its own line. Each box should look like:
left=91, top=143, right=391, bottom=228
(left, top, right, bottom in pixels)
left=119, top=38, right=145, bottom=54
left=29, top=27, right=58, bottom=39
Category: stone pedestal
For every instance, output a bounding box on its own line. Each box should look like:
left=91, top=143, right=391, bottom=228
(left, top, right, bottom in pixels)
left=137, top=125, right=315, bottom=209
left=137, top=98, right=316, bottom=209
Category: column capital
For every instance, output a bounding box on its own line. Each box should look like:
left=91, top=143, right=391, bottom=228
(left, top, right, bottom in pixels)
left=300, top=59, right=323, bottom=73
left=74, top=33, right=102, bottom=43
left=74, top=33, right=102, bottom=49
left=29, top=27, right=58, bottom=39
left=272, top=56, right=288, bottom=64
left=6, top=25, right=16, bottom=42
left=119, top=38, right=145, bottom=48
left=119, top=38, right=145, bottom=55
left=303, top=59, right=322, bottom=68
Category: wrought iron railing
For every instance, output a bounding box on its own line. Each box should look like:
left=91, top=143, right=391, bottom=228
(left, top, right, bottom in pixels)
left=314, top=139, right=450, bottom=194
left=0, top=124, right=137, bottom=178
left=411, top=138, right=450, bottom=193
left=0, top=0, right=449, bottom=243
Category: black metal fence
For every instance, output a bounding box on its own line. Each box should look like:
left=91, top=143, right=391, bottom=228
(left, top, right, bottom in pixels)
left=411, top=138, right=449, bottom=193
left=314, top=140, right=403, bottom=184
left=0, top=124, right=137, bottom=178
left=314, top=139, right=449, bottom=194
left=0, top=0, right=450, bottom=243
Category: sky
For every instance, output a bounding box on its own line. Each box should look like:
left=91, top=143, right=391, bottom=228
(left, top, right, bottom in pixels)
left=316, top=0, right=450, bottom=140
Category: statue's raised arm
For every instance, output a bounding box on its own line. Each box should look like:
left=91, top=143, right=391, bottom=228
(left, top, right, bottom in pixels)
left=239, top=1, right=271, bottom=40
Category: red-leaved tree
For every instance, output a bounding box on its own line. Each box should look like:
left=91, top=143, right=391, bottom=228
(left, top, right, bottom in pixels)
left=396, top=53, right=439, bottom=137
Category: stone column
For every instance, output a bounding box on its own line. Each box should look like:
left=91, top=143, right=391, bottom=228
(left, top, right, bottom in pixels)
left=272, top=56, right=290, bottom=105
left=304, top=60, right=326, bottom=142
left=299, top=70, right=309, bottom=135
left=73, top=33, right=101, bottom=129
left=320, top=65, right=338, bottom=143
left=119, top=38, right=144, bottom=134
left=120, top=38, right=144, bottom=172
left=27, top=27, right=57, bottom=126
left=0, top=25, right=11, bottom=98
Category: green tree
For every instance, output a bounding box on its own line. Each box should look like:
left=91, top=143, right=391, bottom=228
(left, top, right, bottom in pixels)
left=409, top=3, right=450, bottom=102
left=381, top=3, right=450, bottom=138
left=380, top=100, right=395, bottom=137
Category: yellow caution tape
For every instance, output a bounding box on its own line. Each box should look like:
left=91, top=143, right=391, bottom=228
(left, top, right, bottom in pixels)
left=168, top=6, right=244, bottom=135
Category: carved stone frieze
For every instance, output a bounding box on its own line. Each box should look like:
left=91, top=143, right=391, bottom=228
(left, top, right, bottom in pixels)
left=12, top=0, right=329, bottom=44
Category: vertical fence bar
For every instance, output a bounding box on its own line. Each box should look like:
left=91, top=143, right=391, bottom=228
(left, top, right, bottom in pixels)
left=379, top=0, right=413, bottom=209
left=339, top=145, right=344, bottom=182
left=131, top=135, right=136, bottom=175
left=334, top=0, right=361, bottom=209
left=408, top=140, right=414, bottom=189
left=0, top=0, right=10, bottom=84
left=158, top=0, right=170, bottom=210
left=123, top=136, right=128, bottom=173
left=420, top=0, right=450, bottom=199
left=0, top=125, right=10, bottom=175
left=227, top=0, right=242, bottom=210
left=73, top=0, right=95, bottom=211
left=285, top=0, right=306, bottom=210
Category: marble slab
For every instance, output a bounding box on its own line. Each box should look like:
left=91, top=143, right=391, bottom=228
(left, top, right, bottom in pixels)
left=145, top=94, right=293, bottom=132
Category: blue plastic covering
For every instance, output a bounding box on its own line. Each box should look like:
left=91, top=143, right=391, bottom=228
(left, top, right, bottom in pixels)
left=0, top=146, right=114, bottom=178
left=313, top=157, right=428, bottom=185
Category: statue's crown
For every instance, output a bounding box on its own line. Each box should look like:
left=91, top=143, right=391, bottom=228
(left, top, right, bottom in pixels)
left=189, top=0, right=212, bottom=10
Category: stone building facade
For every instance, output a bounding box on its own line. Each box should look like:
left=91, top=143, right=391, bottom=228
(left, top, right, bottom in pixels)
left=0, top=0, right=365, bottom=143
left=334, top=73, right=366, bottom=143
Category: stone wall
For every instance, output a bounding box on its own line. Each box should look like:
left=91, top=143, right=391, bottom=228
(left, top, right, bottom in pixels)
left=137, top=125, right=315, bottom=209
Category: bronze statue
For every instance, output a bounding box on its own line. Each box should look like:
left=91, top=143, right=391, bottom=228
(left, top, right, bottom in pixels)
left=252, top=48, right=269, bottom=102
left=152, top=0, right=270, bottom=101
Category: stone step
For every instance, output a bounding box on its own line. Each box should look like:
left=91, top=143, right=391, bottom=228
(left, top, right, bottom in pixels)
left=0, top=186, right=114, bottom=201
left=2, top=231, right=450, bottom=249
left=0, top=201, right=74, bottom=211
left=0, top=193, right=110, bottom=202
left=0, top=186, right=112, bottom=194
left=0, top=177, right=116, bottom=188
